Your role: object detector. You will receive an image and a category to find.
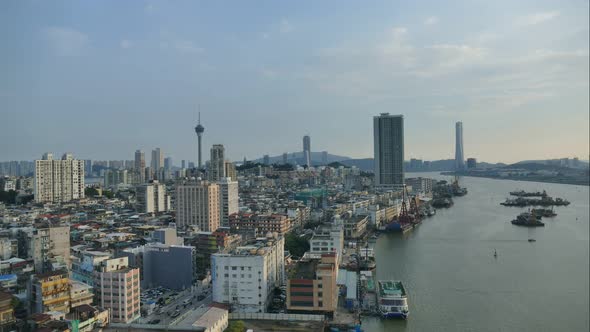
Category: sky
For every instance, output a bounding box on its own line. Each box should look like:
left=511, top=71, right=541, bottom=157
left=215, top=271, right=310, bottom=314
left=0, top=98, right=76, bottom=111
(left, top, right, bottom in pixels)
left=1, top=0, right=588, bottom=164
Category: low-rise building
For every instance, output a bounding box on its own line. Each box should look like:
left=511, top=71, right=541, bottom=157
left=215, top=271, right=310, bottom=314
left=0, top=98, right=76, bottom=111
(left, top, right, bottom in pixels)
left=29, top=270, right=71, bottom=314
left=343, top=215, right=369, bottom=239
left=287, top=253, right=338, bottom=315
left=192, top=306, right=229, bottom=332
left=309, top=225, right=344, bottom=264
left=70, top=280, right=94, bottom=309
left=211, top=235, right=285, bottom=313
left=0, top=291, right=15, bottom=326
left=229, top=213, right=291, bottom=236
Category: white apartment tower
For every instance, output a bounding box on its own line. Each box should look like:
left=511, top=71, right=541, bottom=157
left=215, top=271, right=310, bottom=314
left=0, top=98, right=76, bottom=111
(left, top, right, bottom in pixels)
left=35, top=153, right=85, bottom=203
left=136, top=180, right=170, bottom=213
left=94, top=257, right=141, bottom=324
left=209, top=144, right=226, bottom=182
left=218, top=177, right=239, bottom=228
left=176, top=179, right=220, bottom=231
left=211, top=235, right=285, bottom=313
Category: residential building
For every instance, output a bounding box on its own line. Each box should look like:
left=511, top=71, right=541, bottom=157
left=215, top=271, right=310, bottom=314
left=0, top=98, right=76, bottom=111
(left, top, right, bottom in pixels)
left=143, top=244, right=196, bottom=290
left=29, top=269, right=71, bottom=314
left=70, top=280, right=94, bottom=308
left=35, top=153, right=85, bottom=203
left=175, top=179, right=220, bottom=231
left=309, top=225, right=344, bottom=264
left=94, top=257, right=140, bottom=324
left=103, top=169, right=128, bottom=188
left=405, top=177, right=434, bottom=194
left=153, top=228, right=179, bottom=245
left=343, top=215, right=369, bottom=239
left=71, top=251, right=111, bottom=286
left=136, top=180, right=169, bottom=213
left=229, top=213, right=292, bottom=236
left=209, top=145, right=225, bottom=182
left=373, top=114, right=404, bottom=189
left=224, top=161, right=237, bottom=181
left=218, top=178, right=239, bottom=228
left=287, top=253, right=338, bottom=314
left=211, top=235, right=285, bottom=313
left=30, top=225, right=71, bottom=273
left=0, top=291, right=15, bottom=326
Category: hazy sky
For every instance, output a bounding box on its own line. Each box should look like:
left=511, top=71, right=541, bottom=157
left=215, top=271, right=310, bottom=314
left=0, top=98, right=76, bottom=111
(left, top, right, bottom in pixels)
left=1, top=0, right=588, bottom=164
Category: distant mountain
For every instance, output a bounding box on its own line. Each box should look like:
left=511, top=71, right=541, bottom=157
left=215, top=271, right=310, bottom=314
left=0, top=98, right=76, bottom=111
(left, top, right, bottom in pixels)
left=249, top=151, right=350, bottom=165
left=341, top=158, right=505, bottom=172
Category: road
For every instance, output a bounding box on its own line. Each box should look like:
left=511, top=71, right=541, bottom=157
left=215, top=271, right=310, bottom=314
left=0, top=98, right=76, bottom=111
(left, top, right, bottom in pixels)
left=138, top=285, right=213, bottom=326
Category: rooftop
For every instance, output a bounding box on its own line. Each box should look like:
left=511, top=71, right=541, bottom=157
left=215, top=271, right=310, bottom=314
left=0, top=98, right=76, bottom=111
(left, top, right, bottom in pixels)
left=378, top=280, right=406, bottom=297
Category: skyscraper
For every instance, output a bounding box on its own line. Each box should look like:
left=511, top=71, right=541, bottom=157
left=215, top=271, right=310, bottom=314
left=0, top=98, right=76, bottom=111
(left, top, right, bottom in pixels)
left=164, top=157, right=173, bottom=170
left=209, top=144, right=225, bottom=182
left=282, top=152, right=288, bottom=164
left=195, top=112, right=205, bottom=169
left=321, top=151, right=328, bottom=164
left=263, top=154, right=270, bottom=165
left=373, top=113, right=404, bottom=189
left=35, top=153, right=85, bottom=203
left=303, top=135, right=311, bottom=167
left=455, top=121, right=465, bottom=170
left=151, top=148, right=163, bottom=173
left=134, top=150, right=145, bottom=182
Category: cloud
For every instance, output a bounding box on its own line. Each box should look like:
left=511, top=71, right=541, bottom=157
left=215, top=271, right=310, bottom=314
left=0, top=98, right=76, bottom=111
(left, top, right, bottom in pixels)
left=120, top=40, right=132, bottom=49
left=516, top=11, right=560, bottom=26
left=43, top=27, right=88, bottom=56
left=424, top=16, right=439, bottom=25
left=280, top=19, right=293, bottom=33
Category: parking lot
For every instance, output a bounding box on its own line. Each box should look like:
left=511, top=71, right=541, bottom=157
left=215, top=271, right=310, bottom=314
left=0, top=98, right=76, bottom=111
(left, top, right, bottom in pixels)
left=137, top=284, right=213, bottom=326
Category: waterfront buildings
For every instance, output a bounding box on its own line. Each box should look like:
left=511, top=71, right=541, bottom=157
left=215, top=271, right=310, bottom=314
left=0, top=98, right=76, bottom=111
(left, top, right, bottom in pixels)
left=35, top=153, right=85, bottom=203
left=218, top=177, right=239, bottom=228
left=176, top=179, right=220, bottom=231
left=229, top=213, right=292, bottom=236
left=209, top=145, right=226, bottom=182
left=211, top=235, right=285, bottom=313
left=405, top=177, right=434, bottom=194
left=286, top=253, right=338, bottom=314
left=455, top=121, right=465, bottom=170
left=309, top=225, right=344, bottom=264
left=373, top=114, right=404, bottom=189
left=467, top=158, right=477, bottom=169
left=303, top=135, right=311, bottom=167
left=136, top=180, right=169, bottom=213
left=94, top=257, right=140, bottom=324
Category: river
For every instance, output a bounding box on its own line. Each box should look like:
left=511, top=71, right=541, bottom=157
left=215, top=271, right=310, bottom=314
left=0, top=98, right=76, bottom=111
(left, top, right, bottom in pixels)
left=362, top=172, right=589, bottom=332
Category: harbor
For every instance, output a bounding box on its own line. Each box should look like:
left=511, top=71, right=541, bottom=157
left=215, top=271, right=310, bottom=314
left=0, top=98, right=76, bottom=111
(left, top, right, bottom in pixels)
left=360, top=173, right=589, bottom=332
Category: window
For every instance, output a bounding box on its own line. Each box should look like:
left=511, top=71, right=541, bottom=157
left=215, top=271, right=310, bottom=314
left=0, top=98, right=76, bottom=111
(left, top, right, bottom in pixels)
left=318, top=301, right=323, bottom=307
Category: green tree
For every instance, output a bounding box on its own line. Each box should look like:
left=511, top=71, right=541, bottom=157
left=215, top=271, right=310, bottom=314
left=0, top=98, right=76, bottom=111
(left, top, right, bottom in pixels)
left=85, top=187, right=100, bottom=197
left=225, top=320, right=246, bottom=332
left=285, top=233, right=310, bottom=258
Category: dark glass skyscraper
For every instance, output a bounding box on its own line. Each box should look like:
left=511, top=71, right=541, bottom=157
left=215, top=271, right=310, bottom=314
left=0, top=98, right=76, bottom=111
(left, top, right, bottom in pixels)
left=374, top=113, right=404, bottom=189
left=303, top=135, right=311, bottom=167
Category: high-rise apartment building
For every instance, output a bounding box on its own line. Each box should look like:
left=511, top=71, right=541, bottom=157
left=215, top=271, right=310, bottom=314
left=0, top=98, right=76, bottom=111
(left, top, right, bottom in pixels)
left=35, top=153, right=85, bottom=203
left=176, top=179, right=220, bottom=231
left=209, top=145, right=226, bottom=182
left=30, top=225, right=71, bottom=273
left=373, top=114, right=404, bottom=189
left=224, top=161, right=237, bottom=181
left=467, top=157, right=477, bottom=169
left=218, top=178, right=239, bottom=228
left=455, top=121, right=465, bottom=170
left=211, top=235, right=285, bottom=313
left=94, top=257, right=140, bottom=324
left=136, top=180, right=169, bottom=213
left=303, top=135, right=311, bottom=167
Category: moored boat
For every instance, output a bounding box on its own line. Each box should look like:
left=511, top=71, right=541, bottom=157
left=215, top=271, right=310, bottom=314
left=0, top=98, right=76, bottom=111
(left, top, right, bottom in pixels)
left=377, top=280, right=409, bottom=319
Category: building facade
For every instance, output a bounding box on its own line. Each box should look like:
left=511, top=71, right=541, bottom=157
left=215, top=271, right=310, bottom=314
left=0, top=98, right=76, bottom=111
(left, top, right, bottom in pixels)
left=143, top=244, right=196, bottom=290
left=35, top=153, right=85, bottom=203
left=218, top=178, right=239, bottom=228
left=136, top=180, right=169, bottom=213
left=209, top=145, right=226, bottom=182
left=30, top=225, right=71, bottom=273
left=176, top=179, right=220, bottom=231
left=373, top=114, right=404, bottom=189
left=287, top=253, right=338, bottom=314
left=211, top=236, right=285, bottom=313
left=29, top=270, right=71, bottom=314
left=94, top=257, right=140, bottom=324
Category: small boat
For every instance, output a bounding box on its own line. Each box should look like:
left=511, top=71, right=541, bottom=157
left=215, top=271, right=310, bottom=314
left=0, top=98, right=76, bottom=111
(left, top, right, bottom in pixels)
left=528, top=239, right=536, bottom=242
left=493, top=249, right=497, bottom=258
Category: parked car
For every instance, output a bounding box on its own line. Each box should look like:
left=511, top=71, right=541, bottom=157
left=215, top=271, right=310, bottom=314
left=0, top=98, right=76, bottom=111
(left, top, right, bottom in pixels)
left=171, top=310, right=181, bottom=318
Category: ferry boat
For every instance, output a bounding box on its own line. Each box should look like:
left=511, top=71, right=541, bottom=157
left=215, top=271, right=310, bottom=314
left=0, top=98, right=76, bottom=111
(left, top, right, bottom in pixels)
left=377, top=280, right=409, bottom=319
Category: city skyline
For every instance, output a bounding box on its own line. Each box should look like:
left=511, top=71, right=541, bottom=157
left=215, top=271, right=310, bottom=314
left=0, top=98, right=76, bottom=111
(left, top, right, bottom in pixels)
left=1, top=1, right=588, bottom=163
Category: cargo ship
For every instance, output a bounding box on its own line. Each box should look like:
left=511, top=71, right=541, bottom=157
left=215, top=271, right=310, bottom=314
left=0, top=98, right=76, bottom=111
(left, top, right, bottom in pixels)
left=377, top=280, right=409, bottom=319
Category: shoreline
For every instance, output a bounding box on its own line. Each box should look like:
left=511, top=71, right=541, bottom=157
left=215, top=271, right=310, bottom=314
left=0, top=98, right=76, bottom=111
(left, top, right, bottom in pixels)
left=440, top=172, right=590, bottom=187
